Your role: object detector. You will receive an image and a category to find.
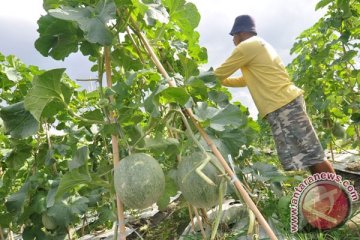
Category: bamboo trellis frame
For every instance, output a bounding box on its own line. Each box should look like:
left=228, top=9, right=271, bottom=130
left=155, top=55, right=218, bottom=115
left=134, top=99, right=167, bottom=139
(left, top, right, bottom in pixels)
left=131, top=23, right=279, bottom=240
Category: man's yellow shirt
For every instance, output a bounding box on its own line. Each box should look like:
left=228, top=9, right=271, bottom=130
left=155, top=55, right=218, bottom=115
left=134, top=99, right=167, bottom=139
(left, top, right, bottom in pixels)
left=214, top=36, right=304, bottom=118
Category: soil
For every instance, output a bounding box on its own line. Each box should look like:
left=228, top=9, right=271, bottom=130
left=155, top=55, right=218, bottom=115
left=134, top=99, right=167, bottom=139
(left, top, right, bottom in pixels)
left=126, top=198, right=191, bottom=240
left=336, top=169, right=360, bottom=194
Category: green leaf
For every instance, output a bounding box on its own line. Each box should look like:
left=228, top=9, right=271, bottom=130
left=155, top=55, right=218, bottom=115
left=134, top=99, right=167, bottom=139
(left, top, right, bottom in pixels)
left=210, top=104, right=246, bottom=131
left=199, top=135, right=232, bottom=160
left=341, top=50, right=357, bottom=63
left=0, top=213, right=12, bottom=227
left=337, top=0, right=352, bottom=18
left=41, top=100, right=66, bottom=119
left=0, top=102, right=39, bottom=138
left=47, top=202, right=73, bottom=227
left=159, top=86, right=190, bottom=106
left=4, top=143, right=33, bottom=169
left=30, top=191, right=47, bottom=213
left=144, top=136, right=179, bottom=155
left=5, top=182, right=30, bottom=215
left=80, top=41, right=100, bottom=57
left=98, top=205, right=117, bottom=223
left=193, top=102, right=219, bottom=122
left=194, top=103, right=247, bottom=131
left=85, top=188, right=106, bottom=207
left=125, top=125, right=145, bottom=147
left=112, top=47, right=144, bottom=72
left=351, top=112, right=360, bottom=123
left=81, top=109, right=104, bottom=122
left=35, top=15, right=80, bottom=60
left=315, top=0, right=334, bottom=10
left=49, top=0, right=116, bottom=45
left=69, top=196, right=89, bottom=215
left=0, top=72, right=16, bottom=90
left=164, top=0, right=200, bottom=32
left=216, top=127, right=256, bottom=155
left=55, top=169, right=91, bottom=200
left=24, top=68, right=66, bottom=121
left=186, top=79, right=209, bottom=101
left=68, top=146, right=89, bottom=170
left=208, top=90, right=229, bottom=107
left=144, top=2, right=169, bottom=26
left=144, top=85, right=165, bottom=117
left=22, top=226, right=47, bottom=240
left=46, top=180, right=59, bottom=208
left=157, top=174, right=178, bottom=211
left=187, top=71, right=218, bottom=88
left=178, top=54, right=199, bottom=80
left=4, top=66, right=21, bottom=81
left=61, top=82, right=74, bottom=104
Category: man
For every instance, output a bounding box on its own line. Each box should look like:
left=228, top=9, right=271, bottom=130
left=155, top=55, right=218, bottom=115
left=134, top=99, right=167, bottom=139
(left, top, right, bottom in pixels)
left=214, top=15, right=335, bottom=174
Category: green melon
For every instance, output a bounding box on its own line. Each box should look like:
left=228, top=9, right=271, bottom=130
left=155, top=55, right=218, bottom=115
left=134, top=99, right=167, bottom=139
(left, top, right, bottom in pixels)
left=42, top=213, right=57, bottom=230
left=177, top=151, right=225, bottom=209
left=114, top=153, right=165, bottom=209
left=332, top=122, right=345, bottom=139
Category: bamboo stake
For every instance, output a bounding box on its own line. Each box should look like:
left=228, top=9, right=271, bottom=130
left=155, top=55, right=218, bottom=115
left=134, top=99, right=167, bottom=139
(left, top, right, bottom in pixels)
left=104, top=46, right=127, bottom=240
left=193, top=207, right=207, bottom=239
left=187, top=203, right=196, bottom=232
left=132, top=24, right=278, bottom=240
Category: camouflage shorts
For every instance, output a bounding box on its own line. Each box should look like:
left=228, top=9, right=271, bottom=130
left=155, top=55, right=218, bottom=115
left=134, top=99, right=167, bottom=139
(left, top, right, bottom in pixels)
left=266, top=96, right=325, bottom=171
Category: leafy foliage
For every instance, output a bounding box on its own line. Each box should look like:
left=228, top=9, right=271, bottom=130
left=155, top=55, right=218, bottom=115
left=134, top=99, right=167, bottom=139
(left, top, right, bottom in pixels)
left=288, top=0, right=360, bottom=149
left=0, top=102, right=39, bottom=138
left=3, top=0, right=358, bottom=238
left=0, top=0, right=258, bottom=238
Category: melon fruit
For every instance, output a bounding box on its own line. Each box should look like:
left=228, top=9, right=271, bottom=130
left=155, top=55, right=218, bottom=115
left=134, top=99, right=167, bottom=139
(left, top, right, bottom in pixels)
left=114, top=153, right=165, bottom=209
left=177, top=151, right=225, bottom=209
left=332, top=122, right=345, bottom=139
left=42, top=213, right=57, bottom=230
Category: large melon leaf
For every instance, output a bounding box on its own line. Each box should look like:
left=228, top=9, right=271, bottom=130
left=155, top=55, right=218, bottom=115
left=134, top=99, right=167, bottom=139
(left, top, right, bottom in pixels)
left=24, top=68, right=66, bottom=121
left=0, top=102, right=39, bottom=138
left=49, top=0, right=115, bottom=45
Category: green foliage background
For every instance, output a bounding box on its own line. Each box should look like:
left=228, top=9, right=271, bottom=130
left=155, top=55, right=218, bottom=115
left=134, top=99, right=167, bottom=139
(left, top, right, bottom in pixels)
left=0, top=0, right=358, bottom=238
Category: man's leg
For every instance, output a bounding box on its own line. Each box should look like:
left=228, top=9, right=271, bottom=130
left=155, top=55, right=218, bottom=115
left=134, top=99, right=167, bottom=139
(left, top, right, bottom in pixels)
left=309, top=160, right=336, bottom=174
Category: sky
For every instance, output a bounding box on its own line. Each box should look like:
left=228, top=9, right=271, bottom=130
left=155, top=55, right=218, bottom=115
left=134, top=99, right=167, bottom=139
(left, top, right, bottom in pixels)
left=0, top=0, right=326, bottom=118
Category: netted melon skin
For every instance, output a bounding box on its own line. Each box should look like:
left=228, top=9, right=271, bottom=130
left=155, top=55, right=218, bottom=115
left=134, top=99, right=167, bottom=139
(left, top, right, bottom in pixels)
left=114, top=153, right=165, bottom=209
left=177, top=152, right=225, bottom=209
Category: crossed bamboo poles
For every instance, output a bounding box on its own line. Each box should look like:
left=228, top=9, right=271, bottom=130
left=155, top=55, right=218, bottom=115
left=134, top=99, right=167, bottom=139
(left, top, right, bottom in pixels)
left=106, top=19, right=279, bottom=240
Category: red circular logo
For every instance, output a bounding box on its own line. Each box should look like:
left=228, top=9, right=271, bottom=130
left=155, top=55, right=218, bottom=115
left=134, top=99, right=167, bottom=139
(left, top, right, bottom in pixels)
left=300, top=181, right=351, bottom=230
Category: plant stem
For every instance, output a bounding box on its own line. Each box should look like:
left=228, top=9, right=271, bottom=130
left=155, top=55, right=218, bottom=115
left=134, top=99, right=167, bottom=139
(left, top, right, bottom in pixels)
left=0, top=227, right=4, bottom=240
left=355, top=125, right=360, bottom=145
left=67, top=227, right=71, bottom=240
left=247, top=207, right=256, bottom=235
left=104, top=46, right=127, bottom=240
left=125, top=27, right=146, bottom=65
left=210, top=179, right=225, bottom=240
left=330, top=140, right=335, bottom=162
left=176, top=109, right=206, bottom=153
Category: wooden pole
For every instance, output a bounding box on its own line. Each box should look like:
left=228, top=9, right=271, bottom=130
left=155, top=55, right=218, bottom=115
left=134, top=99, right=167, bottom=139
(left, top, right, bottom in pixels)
left=193, top=207, right=207, bottom=239
left=133, top=27, right=278, bottom=240
left=104, top=47, right=127, bottom=240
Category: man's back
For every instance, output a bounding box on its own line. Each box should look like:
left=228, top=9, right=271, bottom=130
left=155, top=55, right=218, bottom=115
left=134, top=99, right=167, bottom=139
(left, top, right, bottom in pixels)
left=214, top=36, right=303, bottom=117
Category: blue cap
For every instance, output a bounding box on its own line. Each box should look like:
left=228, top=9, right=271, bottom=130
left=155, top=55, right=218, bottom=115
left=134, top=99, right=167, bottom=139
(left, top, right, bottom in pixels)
left=229, top=15, right=257, bottom=36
